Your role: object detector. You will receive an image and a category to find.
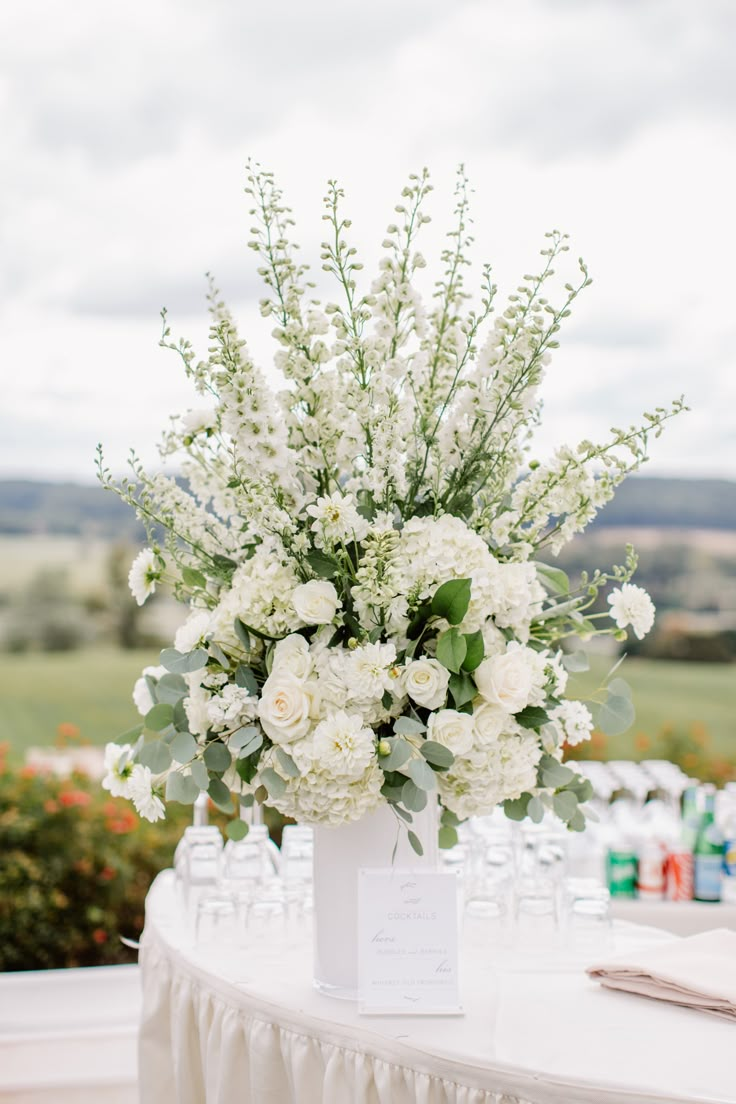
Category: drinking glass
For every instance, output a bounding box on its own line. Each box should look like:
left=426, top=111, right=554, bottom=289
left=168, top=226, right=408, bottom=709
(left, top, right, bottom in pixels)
left=563, top=878, right=612, bottom=954
left=195, top=892, right=238, bottom=948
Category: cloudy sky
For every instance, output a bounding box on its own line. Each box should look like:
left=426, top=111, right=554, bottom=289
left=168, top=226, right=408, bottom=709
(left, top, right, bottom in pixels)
left=2, top=0, right=734, bottom=483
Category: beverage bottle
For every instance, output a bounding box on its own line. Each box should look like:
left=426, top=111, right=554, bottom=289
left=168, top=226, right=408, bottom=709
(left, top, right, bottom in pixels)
left=680, top=783, right=701, bottom=851
left=693, top=784, right=723, bottom=903
left=721, top=784, right=736, bottom=905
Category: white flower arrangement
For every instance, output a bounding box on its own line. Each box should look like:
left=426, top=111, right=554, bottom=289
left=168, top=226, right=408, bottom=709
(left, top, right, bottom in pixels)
left=98, top=164, right=685, bottom=844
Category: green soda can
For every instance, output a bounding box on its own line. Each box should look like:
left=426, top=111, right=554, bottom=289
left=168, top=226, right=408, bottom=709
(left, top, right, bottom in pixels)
left=607, top=849, right=638, bottom=897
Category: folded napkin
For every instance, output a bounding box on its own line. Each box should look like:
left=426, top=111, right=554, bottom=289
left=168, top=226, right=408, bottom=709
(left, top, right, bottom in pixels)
left=587, top=928, right=736, bottom=1021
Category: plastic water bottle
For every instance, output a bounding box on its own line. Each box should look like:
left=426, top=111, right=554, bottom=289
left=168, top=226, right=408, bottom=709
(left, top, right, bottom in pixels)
left=721, top=784, right=736, bottom=904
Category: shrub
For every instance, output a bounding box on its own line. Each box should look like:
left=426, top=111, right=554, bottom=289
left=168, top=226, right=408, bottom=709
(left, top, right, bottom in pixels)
left=565, top=722, right=736, bottom=787
left=0, top=747, right=194, bottom=971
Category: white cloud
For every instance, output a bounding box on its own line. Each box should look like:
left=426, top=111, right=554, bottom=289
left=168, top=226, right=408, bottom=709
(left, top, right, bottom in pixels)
left=1, top=0, right=734, bottom=481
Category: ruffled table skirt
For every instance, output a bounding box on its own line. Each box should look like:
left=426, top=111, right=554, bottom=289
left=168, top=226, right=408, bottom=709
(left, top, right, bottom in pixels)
left=138, top=872, right=735, bottom=1104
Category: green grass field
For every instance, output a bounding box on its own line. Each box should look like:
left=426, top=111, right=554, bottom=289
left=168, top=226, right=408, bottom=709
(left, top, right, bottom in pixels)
left=0, top=647, right=155, bottom=760
left=0, top=646, right=734, bottom=765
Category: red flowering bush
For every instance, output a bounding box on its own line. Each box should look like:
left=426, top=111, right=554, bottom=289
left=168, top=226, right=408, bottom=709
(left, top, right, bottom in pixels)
left=0, top=743, right=194, bottom=971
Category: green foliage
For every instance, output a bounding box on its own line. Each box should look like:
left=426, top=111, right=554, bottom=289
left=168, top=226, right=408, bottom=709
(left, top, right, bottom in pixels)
left=431, top=578, right=472, bottom=625
left=0, top=760, right=195, bottom=971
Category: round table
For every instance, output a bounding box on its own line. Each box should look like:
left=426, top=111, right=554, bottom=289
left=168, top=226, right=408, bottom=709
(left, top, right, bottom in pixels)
left=139, top=872, right=735, bottom=1104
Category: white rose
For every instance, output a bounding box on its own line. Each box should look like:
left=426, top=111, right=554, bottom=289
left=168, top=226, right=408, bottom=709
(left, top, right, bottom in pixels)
left=292, top=580, right=341, bottom=625
left=271, top=633, right=313, bottom=680
left=474, top=645, right=536, bottom=715
left=403, top=658, right=450, bottom=710
left=258, top=673, right=313, bottom=744
left=471, top=701, right=507, bottom=747
left=426, top=708, right=474, bottom=756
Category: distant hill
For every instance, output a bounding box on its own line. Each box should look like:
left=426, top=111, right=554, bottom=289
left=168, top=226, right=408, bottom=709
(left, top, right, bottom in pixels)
left=0, top=475, right=734, bottom=537
left=0, top=480, right=145, bottom=539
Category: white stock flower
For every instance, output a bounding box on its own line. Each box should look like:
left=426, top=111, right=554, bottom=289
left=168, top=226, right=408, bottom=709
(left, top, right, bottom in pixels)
left=292, top=580, right=341, bottom=625
left=403, top=658, right=450, bottom=710
left=128, top=548, right=161, bottom=606
left=101, top=743, right=135, bottom=797
left=426, top=708, right=474, bottom=756
left=474, top=643, right=538, bottom=715
left=206, top=684, right=258, bottom=729
left=312, top=710, right=375, bottom=779
left=271, top=634, right=313, bottom=679
left=128, top=764, right=166, bottom=822
left=258, top=673, right=314, bottom=743
left=607, top=584, right=655, bottom=639
left=184, top=680, right=213, bottom=737
left=549, top=700, right=594, bottom=747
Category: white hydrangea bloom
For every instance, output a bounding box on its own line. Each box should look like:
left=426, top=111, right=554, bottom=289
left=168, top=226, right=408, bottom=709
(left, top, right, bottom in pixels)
left=206, top=684, right=258, bottom=730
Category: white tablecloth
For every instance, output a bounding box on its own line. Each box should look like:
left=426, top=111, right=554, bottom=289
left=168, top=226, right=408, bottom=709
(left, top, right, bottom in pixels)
left=139, top=872, right=736, bottom=1104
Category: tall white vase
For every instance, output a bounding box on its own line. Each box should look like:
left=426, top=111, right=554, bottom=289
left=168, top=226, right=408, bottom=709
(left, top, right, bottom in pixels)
left=312, top=800, right=439, bottom=999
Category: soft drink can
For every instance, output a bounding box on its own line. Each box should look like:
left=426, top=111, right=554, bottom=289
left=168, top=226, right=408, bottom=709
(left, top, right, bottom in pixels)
left=607, top=850, right=637, bottom=897
left=637, top=842, right=666, bottom=899
left=665, top=848, right=694, bottom=901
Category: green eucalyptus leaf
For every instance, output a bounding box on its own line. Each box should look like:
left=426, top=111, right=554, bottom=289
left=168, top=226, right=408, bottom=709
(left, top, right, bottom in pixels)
left=170, top=731, right=198, bottom=764
left=234, top=619, right=251, bottom=651
left=420, top=741, right=455, bottom=769
left=436, top=628, right=467, bottom=674
left=229, top=725, right=260, bottom=750
left=154, top=673, right=188, bottom=704
left=208, top=641, right=230, bottom=668
left=166, top=771, right=199, bottom=804
left=431, top=578, right=472, bottom=625
left=226, top=819, right=250, bottom=841
left=203, top=740, right=232, bottom=773
left=159, top=647, right=209, bottom=675
left=407, top=757, right=436, bottom=791
left=594, top=692, right=635, bottom=737
left=392, top=804, right=413, bottom=823
left=401, top=778, right=428, bottom=812
left=190, top=759, right=210, bottom=791
left=393, top=715, right=426, bottom=735
left=438, top=825, right=459, bottom=849
left=138, top=740, right=172, bottom=773
left=173, top=699, right=189, bottom=732
left=261, top=767, right=287, bottom=799
left=276, top=748, right=300, bottom=778
left=553, top=790, right=579, bottom=822
left=568, top=809, right=587, bottom=832
left=234, top=666, right=258, bottom=694
left=237, top=733, right=264, bottom=759
left=608, top=677, right=632, bottom=700
left=407, top=830, right=424, bottom=857
left=117, top=722, right=144, bottom=743
left=562, top=650, right=589, bottom=673
left=378, top=738, right=413, bottom=771
left=503, top=794, right=531, bottom=821
left=145, top=703, right=175, bottom=732
left=207, top=777, right=233, bottom=812
left=527, top=795, right=545, bottom=823
left=539, top=754, right=576, bottom=788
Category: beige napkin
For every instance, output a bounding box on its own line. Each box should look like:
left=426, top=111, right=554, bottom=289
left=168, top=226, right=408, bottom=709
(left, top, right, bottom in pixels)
left=586, top=928, right=736, bottom=1021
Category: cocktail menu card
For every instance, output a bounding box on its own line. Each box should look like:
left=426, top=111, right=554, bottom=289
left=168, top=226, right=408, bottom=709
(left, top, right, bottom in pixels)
left=358, top=868, right=463, bottom=1015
